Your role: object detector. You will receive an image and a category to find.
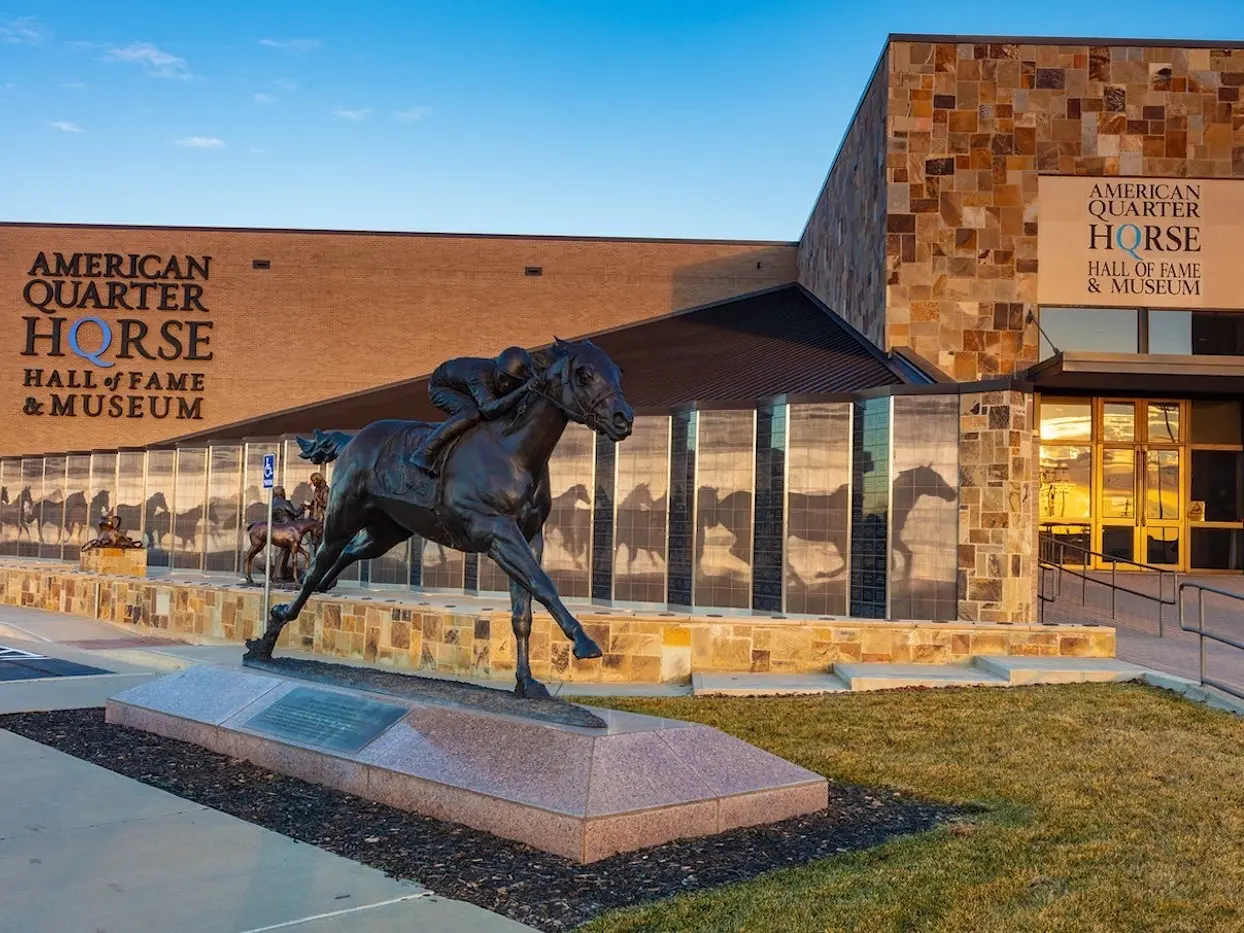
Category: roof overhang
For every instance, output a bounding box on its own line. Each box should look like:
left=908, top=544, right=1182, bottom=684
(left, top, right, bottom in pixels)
left=1025, top=352, right=1244, bottom=395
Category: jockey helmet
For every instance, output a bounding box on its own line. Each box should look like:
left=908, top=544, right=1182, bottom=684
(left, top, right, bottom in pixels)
left=495, top=345, right=533, bottom=382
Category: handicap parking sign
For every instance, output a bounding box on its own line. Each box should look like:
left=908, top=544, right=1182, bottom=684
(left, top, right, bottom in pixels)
left=262, top=454, right=276, bottom=489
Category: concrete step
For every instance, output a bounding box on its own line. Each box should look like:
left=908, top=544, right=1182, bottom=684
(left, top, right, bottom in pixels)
left=831, top=662, right=1006, bottom=691
left=972, top=655, right=1147, bottom=685
left=692, top=672, right=850, bottom=696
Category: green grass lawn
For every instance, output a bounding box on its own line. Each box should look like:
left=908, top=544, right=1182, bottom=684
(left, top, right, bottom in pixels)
left=579, top=683, right=1244, bottom=933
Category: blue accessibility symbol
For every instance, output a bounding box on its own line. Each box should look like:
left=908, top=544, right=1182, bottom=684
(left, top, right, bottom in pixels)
left=262, top=454, right=276, bottom=489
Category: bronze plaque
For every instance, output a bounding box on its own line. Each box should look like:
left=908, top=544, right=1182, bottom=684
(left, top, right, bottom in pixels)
left=245, top=686, right=406, bottom=752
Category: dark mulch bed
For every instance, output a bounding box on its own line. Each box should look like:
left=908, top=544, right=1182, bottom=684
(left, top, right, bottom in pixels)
left=1, top=708, right=965, bottom=931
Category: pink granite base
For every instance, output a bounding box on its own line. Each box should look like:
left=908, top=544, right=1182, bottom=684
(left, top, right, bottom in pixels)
left=105, top=666, right=828, bottom=863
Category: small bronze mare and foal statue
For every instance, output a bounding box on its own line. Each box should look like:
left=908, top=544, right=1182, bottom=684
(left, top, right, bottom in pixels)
left=244, top=338, right=634, bottom=699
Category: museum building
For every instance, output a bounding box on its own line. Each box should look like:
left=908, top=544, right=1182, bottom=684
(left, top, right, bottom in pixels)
left=2, top=33, right=1243, bottom=627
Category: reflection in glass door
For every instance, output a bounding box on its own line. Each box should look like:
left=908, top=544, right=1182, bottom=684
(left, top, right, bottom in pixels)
left=1093, top=400, right=1184, bottom=570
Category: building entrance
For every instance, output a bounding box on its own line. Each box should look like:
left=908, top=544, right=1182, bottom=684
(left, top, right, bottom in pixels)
left=1039, top=396, right=1244, bottom=573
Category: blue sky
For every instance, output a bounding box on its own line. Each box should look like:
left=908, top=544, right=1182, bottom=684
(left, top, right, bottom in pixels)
left=1, top=1, right=1241, bottom=239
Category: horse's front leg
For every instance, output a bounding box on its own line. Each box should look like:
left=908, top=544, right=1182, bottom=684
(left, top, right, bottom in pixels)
left=489, top=520, right=601, bottom=673
left=508, top=531, right=545, bottom=698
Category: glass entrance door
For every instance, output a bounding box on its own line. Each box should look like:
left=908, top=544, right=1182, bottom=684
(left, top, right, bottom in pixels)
left=1095, top=400, right=1184, bottom=570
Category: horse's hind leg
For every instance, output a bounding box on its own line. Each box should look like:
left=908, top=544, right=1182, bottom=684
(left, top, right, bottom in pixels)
left=508, top=532, right=545, bottom=698
left=242, top=537, right=264, bottom=585
left=317, top=515, right=411, bottom=592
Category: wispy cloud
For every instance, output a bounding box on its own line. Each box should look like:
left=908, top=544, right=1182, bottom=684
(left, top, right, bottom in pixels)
left=60, top=81, right=87, bottom=89
left=1, top=82, right=15, bottom=92
left=393, top=106, right=432, bottom=122
left=50, top=121, right=85, bottom=133
left=249, top=148, right=267, bottom=155
left=0, top=17, right=47, bottom=45
left=103, top=42, right=192, bottom=80
left=332, top=107, right=373, bottom=121
left=275, top=78, right=298, bottom=92
left=259, top=38, right=320, bottom=53
left=174, top=136, right=225, bottom=149
left=253, top=92, right=276, bottom=104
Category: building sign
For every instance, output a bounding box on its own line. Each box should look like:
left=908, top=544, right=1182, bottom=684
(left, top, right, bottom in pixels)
left=15, top=252, right=212, bottom=420
left=1037, top=176, right=1244, bottom=310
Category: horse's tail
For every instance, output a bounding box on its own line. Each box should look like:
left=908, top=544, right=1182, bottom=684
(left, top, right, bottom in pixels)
left=297, top=429, right=352, bottom=465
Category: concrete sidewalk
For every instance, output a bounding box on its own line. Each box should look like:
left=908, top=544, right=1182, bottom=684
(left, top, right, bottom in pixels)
left=0, top=606, right=535, bottom=932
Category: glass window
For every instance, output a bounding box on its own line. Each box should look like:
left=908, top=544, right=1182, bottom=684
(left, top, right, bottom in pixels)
left=1040, top=446, right=1092, bottom=521
left=1038, top=307, right=1138, bottom=360
left=1101, top=402, right=1135, bottom=443
left=1101, top=449, right=1136, bottom=519
left=1148, top=310, right=1191, bottom=354
left=1149, top=310, right=1244, bottom=356
left=1192, top=312, right=1244, bottom=356
left=1191, top=450, right=1243, bottom=523
left=1191, top=528, right=1244, bottom=571
left=1147, top=403, right=1180, bottom=444
left=1039, top=399, right=1092, bottom=442
left=1144, top=449, right=1180, bottom=521
left=1191, top=400, right=1243, bottom=446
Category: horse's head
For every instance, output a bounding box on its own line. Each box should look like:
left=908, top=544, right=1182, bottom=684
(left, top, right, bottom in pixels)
left=148, top=491, right=170, bottom=512
left=540, top=337, right=633, bottom=442
left=913, top=463, right=957, bottom=502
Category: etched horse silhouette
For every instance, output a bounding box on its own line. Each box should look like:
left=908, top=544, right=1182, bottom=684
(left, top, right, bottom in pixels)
left=890, top=463, right=958, bottom=580
left=615, top=483, right=668, bottom=574
left=547, top=483, right=592, bottom=569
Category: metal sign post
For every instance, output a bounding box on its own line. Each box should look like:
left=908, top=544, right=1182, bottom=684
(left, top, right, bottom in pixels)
left=261, top=454, right=275, bottom=633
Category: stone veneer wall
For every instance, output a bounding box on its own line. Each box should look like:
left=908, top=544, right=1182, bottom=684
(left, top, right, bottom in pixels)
left=885, top=39, right=1244, bottom=380
left=958, top=389, right=1037, bottom=622
left=797, top=53, right=889, bottom=346
left=0, top=564, right=1111, bottom=681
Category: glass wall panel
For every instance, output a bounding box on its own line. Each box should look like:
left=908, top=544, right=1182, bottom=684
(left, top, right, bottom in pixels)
left=694, top=410, right=754, bottom=611
left=1038, top=307, right=1138, bottom=359
left=241, top=442, right=281, bottom=578
left=419, top=537, right=464, bottom=590
left=64, top=455, right=92, bottom=551
left=592, top=433, right=616, bottom=603
left=89, top=453, right=117, bottom=531
left=205, top=446, right=243, bottom=573
left=667, top=412, right=695, bottom=607
left=18, top=459, right=42, bottom=558
left=889, top=396, right=959, bottom=621
left=850, top=397, right=890, bottom=618
left=752, top=404, right=785, bottom=613
left=144, top=450, right=174, bottom=567
left=613, top=415, right=670, bottom=606
left=1039, top=446, right=1092, bottom=522
left=543, top=422, right=594, bottom=599
left=477, top=556, right=509, bottom=593
left=785, top=402, right=852, bottom=617
left=369, top=538, right=411, bottom=587
left=115, top=452, right=146, bottom=549
left=1151, top=310, right=1244, bottom=356
left=172, top=448, right=207, bottom=570
left=0, top=460, right=19, bottom=556
left=40, top=456, right=66, bottom=560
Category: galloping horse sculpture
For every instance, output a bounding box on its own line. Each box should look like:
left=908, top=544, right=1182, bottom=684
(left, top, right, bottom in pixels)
left=244, top=338, right=634, bottom=699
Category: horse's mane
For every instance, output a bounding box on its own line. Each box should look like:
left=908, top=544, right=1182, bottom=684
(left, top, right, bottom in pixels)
left=504, top=341, right=576, bottom=432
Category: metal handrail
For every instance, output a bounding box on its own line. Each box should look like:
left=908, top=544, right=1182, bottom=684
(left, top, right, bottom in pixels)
left=1037, top=532, right=1178, bottom=634
left=1178, top=581, right=1244, bottom=701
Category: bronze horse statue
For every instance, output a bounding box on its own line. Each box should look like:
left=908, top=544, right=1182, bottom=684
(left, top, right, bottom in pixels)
left=243, top=518, right=324, bottom=585
left=244, top=338, right=634, bottom=698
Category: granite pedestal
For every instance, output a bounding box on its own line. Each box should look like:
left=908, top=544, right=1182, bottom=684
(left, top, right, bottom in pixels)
left=80, top=547, right=147, bottom=577
left=106, top=665, right=828, bottom=863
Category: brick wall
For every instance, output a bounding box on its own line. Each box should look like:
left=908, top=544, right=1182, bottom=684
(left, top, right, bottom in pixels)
left=885, top=39, right=1244, bottom=380
left=0, top=226, right=797, bottom=455
left=797, top=55, right=890, bottom=346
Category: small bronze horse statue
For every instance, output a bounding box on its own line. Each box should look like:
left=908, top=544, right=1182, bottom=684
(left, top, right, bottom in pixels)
left=245, top=338, right=634, bottom=698
left=243, top=518, right=323, bottom=585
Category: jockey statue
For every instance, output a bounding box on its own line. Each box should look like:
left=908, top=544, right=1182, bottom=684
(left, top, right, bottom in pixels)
left=409, top=345, right=536, bottom=476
